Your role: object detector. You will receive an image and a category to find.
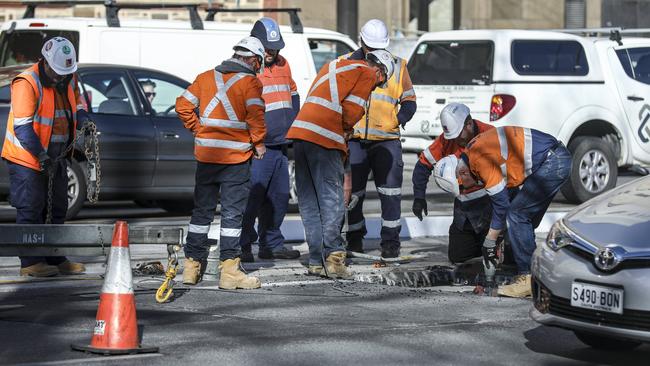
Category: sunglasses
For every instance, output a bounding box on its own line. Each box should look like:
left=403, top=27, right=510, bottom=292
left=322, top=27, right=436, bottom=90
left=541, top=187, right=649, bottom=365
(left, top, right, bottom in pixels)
left=145, top=92, right=156, bottom=98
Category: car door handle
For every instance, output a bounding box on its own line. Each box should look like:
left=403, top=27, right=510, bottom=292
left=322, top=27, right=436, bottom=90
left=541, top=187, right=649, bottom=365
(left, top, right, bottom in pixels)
left=435, top=98, right=446, bottom=104
left=162, top=132, right=180, bottom=139
left=628, top=96, right=645, bottom=101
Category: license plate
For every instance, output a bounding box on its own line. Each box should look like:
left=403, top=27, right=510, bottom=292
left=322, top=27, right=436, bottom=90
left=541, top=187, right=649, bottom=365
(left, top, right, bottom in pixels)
left=571, top=282, right=624, bottom=314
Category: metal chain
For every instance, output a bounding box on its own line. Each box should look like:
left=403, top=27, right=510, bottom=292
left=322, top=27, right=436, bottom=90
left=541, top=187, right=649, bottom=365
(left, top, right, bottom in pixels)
left=45, top=120, right=101, bottom=224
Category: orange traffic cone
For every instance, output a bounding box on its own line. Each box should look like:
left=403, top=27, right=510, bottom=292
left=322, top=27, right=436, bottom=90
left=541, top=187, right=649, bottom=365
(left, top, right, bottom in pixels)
left=71, top=221, right=158, bottom=355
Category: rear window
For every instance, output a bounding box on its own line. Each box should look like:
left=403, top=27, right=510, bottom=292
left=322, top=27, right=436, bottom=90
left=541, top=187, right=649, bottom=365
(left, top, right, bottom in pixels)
left=511, top=40, right=588, bottom=76
left=0, top=29, right=79, bottom=67
left=407, top=41, right=494, bottom=85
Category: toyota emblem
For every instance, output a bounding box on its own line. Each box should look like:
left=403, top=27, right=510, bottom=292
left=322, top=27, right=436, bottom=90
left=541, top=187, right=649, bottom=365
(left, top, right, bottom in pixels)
left=594, top=247, right=620, bottom=271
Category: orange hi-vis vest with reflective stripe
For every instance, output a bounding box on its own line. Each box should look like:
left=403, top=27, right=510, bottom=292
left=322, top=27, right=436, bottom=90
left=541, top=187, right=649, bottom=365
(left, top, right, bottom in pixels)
left=465, top=126, right=534, bottom=196
left=176, top=67, right=266, bottom=164
left=286, top=59, right=377, bottom=153
left=1, top=63, right=79, bottom=171
left=259, top=55, right=296, bottom=113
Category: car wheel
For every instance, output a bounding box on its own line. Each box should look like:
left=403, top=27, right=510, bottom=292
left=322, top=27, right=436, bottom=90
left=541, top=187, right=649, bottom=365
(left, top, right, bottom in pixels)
left=65, top=160, right=86, bottom=220
left=287, top=159, right=298, bottom=207
left=574, top=331, right=642, bottom=350
left=158, top=200, right=194, bottom=215
left=561, top=136, right=618, bottom=203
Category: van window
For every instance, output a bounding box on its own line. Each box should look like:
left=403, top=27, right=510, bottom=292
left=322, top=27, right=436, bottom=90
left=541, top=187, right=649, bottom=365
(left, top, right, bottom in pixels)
left=407, top=41, right=494, bottom=85
left=616, top=47, right=650, bottom=85
left=0, top=29, right=79, bottom=67
left=511, top=40, right=588, bottom=76
left=308, top=39, right=354, bottom=72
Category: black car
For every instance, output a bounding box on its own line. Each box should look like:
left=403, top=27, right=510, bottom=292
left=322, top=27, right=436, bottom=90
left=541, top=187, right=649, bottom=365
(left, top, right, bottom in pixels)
left=0, top=64, right=197, bottom=218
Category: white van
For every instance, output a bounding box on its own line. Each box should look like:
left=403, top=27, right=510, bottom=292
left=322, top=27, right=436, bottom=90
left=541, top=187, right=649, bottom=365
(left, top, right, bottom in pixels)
left=0, top=12, right=358, bottom=98
left=406, top=29, right=650, bottom=203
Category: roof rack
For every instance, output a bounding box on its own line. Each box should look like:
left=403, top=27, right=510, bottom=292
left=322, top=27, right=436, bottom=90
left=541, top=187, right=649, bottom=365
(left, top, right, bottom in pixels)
left=21, top=0, right=205, bottom=30
left=554, top=27, right=650, bottom=36
left=205, top=7, right=303, bottom=34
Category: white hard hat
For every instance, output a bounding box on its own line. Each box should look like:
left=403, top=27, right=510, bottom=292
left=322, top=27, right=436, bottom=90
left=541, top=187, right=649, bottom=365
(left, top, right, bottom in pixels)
left=41, top=37, right=77, bottom=76
left=360, top=19, right=389, bottom=49
left=233, top=36, right=265, bottom=59
left=366, top=49, right=395, bottom=88
left=440, top=102, right=470, bottom=139
left=433, top=155, right=460, bottom=197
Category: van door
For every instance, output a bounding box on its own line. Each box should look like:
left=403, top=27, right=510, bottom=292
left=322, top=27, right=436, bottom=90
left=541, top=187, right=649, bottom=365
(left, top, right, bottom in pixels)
left=406, top=41, right=495, bottom=138
left=609, top=46, right=650, bottom=156
left=131, top=70, right=196, bottom=188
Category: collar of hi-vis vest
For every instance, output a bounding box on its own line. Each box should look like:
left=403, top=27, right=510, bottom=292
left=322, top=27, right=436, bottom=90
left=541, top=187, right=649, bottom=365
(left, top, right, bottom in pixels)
left=215, top=58, right=257, bottom=75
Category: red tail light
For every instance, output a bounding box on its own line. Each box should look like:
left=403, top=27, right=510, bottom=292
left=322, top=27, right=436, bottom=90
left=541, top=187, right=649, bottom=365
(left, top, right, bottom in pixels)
left=29, top=23, right=46, bottom=27
left=490, top=94, right=516, bottom=121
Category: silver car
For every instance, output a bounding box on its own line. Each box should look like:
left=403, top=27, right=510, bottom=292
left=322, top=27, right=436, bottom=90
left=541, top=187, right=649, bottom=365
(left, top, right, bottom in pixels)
left=530, top=175, right=650, bottom=350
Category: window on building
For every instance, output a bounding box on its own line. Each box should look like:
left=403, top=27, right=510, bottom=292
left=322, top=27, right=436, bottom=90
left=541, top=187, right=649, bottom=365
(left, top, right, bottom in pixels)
left=511, top=40, right=589, bottom=76
left=407, top=41, right=494, bottom=85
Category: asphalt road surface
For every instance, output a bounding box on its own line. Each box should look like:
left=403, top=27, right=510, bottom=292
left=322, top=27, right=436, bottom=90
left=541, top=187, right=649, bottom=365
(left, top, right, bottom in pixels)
left=0, top=238, right=648, bottom=365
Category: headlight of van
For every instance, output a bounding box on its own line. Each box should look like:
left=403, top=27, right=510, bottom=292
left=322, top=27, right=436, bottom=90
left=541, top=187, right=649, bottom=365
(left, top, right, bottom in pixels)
left=545, top=220, right=574, bottom=251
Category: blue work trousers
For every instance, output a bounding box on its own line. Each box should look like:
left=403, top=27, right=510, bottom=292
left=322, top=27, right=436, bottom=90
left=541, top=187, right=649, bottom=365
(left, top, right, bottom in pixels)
left=507, top=144, right=572, bottom=274
left=185, top=161, right=251, bottom=261
left=7, top=159, right=68, bottom=267
left=294, top=140, right=346, bottom=266
left=346, top=139, right=403, bottom=250
left=239, top=147, right=289, bottom=252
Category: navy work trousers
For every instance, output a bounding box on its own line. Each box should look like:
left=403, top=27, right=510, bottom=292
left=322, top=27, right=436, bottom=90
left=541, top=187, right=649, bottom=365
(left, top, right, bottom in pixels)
left=184, top=161, right=251, bottom=261
left=7, top=159, right=68, bottom=267
left=294, top=140, right=346, bottom=266
left=346, top=139, right=403, bottom=251
left=239, top=147, right=289, bottom=252
left=508, top=144, right=572, bottom=274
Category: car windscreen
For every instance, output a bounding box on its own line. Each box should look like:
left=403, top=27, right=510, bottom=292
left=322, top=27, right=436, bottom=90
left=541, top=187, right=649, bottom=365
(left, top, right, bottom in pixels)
left=407, top=41, right=494, bottom=85
left=0, top=29, right=79, bottom=67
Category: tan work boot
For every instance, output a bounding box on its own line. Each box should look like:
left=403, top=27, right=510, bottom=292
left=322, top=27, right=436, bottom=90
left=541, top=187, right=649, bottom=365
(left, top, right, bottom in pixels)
left=307, top=265, right=323, bottom=276
left=498, top=274, right=532, bottom=298
left=57, top=260, right=86, bottom=275
left=183, top=257, right=203, bottom=285
left=20, top=262, right=59, bottom=277
left=321, top=251, right=353, bottom=279
left=219, top=258, right=261, bottom=289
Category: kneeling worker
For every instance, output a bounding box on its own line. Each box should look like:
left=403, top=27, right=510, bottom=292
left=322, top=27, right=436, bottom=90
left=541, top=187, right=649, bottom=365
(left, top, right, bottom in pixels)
left=286, top=50, right=394, bottom=278
left=434, top=126, right=571, bottom=297
left=176, top=37, right=267, bottom=289
left=411, top=103, right=494, bottom=264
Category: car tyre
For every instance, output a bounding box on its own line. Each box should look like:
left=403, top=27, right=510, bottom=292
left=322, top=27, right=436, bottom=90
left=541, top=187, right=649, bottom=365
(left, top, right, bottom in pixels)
left=561, top=136, right=617, bottom=203
left=574, top=331, right=642, bottom=350
left=158, top=199, right=194, bottom=215
left=65, top=160, right=86, bottom=220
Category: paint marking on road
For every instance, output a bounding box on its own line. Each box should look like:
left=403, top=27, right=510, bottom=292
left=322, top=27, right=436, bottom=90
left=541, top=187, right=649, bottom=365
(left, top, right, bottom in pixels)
left=14, top=353, right=162, bottom=366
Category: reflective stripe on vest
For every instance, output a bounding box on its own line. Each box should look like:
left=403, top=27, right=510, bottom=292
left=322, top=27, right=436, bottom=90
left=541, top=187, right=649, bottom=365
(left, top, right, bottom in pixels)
left=195, top=137, right=251, bottom=151
left=266, top=101, right=292, bottom=112
left=50, top=134, right=68, bottom=143
left=305, top=60, right=366, bottom=115
left=246, top=98, right=265, bottom=107
left=200, top=118, right=248, bottom=130
left=523, top=128, right=533, bottom=177
left=263, top=84, right=291, bottom=93
left=202, top=71, right=248, bottom=121
left=457, top=188, right=487, bottom=202
left=422, top=148, right=436, bottom=166
left=353, top=127, right=399, bottom=138
left=181, top=90, right=199, bottom=106
left=291, top=119, right=345, bottom=145
left=13, top=116, right=33, bottom=126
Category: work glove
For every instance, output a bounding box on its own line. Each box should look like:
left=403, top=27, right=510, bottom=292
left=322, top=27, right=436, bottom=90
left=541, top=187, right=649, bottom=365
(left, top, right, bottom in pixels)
left=38, top=152, right=53, bottom=174
left=412, top=198, right=428, bottom=221
left=482, top=237, right=498, bottom=269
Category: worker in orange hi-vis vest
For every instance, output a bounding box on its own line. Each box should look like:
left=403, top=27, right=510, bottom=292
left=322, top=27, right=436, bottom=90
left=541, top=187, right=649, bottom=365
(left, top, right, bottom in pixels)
left=286, top=50, right=394, bottom=279
left=175, top=37, right=266, bottom=289
left=412, top=103, right=508, bottom=265
left=1, top=37, right=88, bottom=277
left=434, top=126, right=572, bottom=298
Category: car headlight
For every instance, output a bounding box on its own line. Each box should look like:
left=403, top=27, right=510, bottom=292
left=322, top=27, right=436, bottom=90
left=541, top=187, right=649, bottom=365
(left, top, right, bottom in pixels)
left=545, top=220, right=574, bottom=251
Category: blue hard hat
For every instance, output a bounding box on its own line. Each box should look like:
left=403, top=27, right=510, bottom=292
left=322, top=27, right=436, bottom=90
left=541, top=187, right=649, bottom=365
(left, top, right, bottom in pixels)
left=251, top=17, right=285, bottom=50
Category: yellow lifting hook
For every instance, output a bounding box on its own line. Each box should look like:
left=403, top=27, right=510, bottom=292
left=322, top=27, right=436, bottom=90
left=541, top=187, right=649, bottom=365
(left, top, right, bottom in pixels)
left=156, top=244, right=181, bottom=303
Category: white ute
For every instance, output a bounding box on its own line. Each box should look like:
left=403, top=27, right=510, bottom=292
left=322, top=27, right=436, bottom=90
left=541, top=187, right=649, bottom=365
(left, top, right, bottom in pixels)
left=406, top=29, right=650, bottom=202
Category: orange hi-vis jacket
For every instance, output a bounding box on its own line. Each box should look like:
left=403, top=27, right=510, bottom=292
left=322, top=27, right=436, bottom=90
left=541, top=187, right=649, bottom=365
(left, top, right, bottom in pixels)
left=259, top=55, right=297, bottom=113
left=286, top=59, right=377, bottom=153
left=419, top=119, right=494, bottom=201
left=464, top=126, right=534, bottom=196
left=1, top=63, right=82, bottom=171
left=176, top=66, right=266, bottom=164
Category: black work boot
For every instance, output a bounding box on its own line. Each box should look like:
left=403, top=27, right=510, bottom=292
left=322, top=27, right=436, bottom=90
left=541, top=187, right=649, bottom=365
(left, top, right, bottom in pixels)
left=381, top=247, right=400, bottom=259
left=346, top=238, right=364, bottom=253
left=259, top=246, right=300, bottom=260
left=240, top=244, right=254, bottom=263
